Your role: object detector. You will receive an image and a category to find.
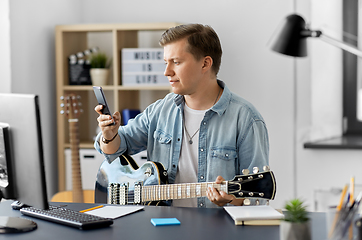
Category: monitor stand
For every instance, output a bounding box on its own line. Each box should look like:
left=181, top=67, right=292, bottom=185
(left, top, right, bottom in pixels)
left=0, top=194, right=37, bottom=233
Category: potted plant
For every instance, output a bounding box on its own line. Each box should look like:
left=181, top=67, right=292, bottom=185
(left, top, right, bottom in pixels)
left=89, top=52, right=111, bottom=85
left=280, top=198, right=311, bottom=240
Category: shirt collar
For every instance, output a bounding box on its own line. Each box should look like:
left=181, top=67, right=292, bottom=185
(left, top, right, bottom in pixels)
left=173, top=80, right=230, bottom=116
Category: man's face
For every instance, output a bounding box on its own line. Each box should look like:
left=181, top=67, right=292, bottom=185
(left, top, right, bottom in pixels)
left=163, top=38, right=205, bottom=96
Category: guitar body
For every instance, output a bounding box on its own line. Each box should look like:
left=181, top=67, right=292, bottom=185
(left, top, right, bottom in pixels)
left=51, top=190, right=95, bottom=203
left=95, top=154, right=168, bottom=205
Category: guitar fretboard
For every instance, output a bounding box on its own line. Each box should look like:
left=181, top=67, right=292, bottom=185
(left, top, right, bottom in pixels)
left=141, top=182, right=227, bottom=202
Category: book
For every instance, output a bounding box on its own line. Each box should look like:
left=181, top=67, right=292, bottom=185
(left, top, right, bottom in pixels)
left=235, top=218, right=282, bottom=226
left=224, top=205, right=284, bottom=226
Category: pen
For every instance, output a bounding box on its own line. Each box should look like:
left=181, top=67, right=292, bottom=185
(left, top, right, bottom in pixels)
left=329, top=184, right=348, bottom=238
left=79, top=205, right=104, bottom=213
left=337, top=185, right=348, bottom=211
left=349, top=177, right=355, bottom=205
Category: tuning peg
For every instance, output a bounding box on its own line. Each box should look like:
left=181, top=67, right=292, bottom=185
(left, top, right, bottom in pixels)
left=242, top=169, right=250, bottom=175
left=60, top=96, right=64, bottom=100
left=244, top=199, right=251, bottom=206
left=253, top=167, right=259, bottom=173
left=60, top=110, right=64, bottom=115
left=60, top=103, right=64, bottom=108
left=263, top=166, right=270, bottom=171
left=256, top=199, right=260, bottom=205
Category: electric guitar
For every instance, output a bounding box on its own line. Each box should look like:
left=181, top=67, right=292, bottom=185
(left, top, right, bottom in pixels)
left=52, top=94, right=94, bottom=203
left=94, top=154, right=276, bottom=205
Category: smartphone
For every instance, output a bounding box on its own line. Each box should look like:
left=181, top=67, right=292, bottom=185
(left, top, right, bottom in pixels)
left=93, top=86, right=115, bottom=125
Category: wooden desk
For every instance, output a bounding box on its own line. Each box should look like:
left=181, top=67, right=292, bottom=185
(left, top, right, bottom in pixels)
left=0, top=200, right=327, bottom=240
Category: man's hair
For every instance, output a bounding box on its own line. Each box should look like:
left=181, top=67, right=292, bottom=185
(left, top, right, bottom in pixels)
left=159, top=24, right=222, bottom=76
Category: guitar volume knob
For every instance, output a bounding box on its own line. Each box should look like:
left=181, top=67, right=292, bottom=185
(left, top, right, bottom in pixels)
left=263, top=166, right=270, bottom=171
left=144, top=168, right=152, bottom=177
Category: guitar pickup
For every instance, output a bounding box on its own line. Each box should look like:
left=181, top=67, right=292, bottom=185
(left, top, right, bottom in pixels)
left=107, top=182, right=129, bottom=205
left=107, top=183, right=120, bottom=204
left=134, top=181, right=143, bottom=204
left=120, top=183, right=128, bottom=205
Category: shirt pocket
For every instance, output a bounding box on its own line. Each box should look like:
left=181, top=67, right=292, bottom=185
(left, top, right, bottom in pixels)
left=154, top=129, right=172, bottom=145
left=210, top=147, right=237, bottom=161
left=208, top=147, right=238, bottom=180
left=151, top=129, right=172, bottom=169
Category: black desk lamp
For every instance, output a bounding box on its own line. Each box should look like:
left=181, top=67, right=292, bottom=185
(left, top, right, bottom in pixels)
left=269, top=14, right=362, bottom=58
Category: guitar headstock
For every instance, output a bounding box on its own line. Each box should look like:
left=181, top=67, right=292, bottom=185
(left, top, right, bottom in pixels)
left=60, top=94, right=83, bottom=120
left=228, top=166, right=276, bottom=201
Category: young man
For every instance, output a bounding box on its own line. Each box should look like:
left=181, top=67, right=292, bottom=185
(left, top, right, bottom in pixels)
left=94, top=24, right=269, bottom=208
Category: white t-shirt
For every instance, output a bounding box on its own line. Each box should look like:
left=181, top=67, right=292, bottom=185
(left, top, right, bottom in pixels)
left=173, top=104, right=207, bottom=207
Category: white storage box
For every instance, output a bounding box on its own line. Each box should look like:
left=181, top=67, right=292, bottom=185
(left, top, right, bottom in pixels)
left=65, top=149, right=105, bottom=191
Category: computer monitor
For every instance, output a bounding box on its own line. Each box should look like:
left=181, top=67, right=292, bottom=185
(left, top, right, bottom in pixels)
left=0, top=93, right=49, bottom=233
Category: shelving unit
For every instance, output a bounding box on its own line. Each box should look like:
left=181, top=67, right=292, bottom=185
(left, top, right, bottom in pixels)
left=55, top=23, right=178, bottom=191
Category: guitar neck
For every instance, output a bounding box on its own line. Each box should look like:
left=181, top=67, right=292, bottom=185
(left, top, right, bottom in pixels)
left=141, top=182, right=227, bottom=202
left=69, top=120, right=83, bottom=203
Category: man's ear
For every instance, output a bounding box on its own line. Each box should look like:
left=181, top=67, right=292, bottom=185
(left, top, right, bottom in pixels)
left=202, top=56, right=213, bottom=72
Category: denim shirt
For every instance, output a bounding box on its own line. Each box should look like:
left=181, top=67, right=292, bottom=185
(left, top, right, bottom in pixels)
left=94, top=80, right=269, bottom=208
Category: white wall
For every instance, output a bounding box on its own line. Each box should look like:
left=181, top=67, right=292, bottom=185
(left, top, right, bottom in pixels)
left=9, top=0, right=356, bottom=211
left=9, top=0, right=84, bottom=198
left=0, top=0, right=11, bottom=93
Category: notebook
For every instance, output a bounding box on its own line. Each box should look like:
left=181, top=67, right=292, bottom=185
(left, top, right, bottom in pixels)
left=224, top=205, right=284, bottom=225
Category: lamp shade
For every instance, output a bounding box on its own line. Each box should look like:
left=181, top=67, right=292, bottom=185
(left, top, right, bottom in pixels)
left=270, top=14, right=309, bottom=57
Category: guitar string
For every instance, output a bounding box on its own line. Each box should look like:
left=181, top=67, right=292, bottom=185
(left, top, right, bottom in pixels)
left=115, top=183, right=223, bottom=201
left=117, top=179, right=255, bottom=200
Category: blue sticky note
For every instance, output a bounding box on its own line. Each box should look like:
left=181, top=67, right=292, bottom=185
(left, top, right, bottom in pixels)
left=151, top=218, right=181, bottom=226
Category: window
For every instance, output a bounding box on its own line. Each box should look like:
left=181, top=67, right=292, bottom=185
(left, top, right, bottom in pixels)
left=304, top=0, right=362, bottom=149
left=343, top=0, right=362, bottom=135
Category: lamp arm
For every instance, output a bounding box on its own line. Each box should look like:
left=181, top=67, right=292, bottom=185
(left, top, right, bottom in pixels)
left=318, top=33, right=362, bottom=58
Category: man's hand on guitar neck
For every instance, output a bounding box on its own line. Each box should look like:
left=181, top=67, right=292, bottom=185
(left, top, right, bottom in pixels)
left=206, top=176, right=244, bottom=207
left=95, top=105, right=121, bottom=155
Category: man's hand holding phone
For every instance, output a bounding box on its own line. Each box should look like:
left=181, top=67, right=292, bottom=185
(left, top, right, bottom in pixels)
left=94, top=104, right=120, bottom=130
left=93, top=86, right=121, bottom=154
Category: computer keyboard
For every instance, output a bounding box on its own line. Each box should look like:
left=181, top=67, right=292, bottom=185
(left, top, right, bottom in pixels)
left=20, top=205, right=113, bottom=230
